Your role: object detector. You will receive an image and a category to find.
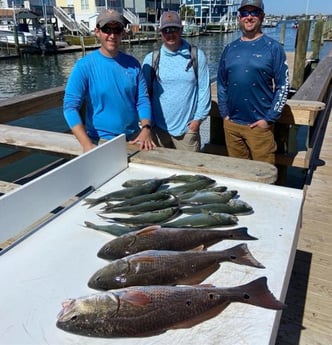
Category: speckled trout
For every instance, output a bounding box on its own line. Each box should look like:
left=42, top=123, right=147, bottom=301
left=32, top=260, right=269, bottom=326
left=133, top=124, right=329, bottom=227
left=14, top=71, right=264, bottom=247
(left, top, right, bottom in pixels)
left=56, top=277, right=286, bottom=338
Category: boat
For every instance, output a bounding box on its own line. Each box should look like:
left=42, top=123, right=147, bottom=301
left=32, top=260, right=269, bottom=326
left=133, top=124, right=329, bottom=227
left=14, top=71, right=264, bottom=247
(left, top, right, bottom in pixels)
left=0, top=8, right=57, bottom=54
left=262, top=17, right=279, bottom=28
left=292, top=20, right=299, bottom=29
left=182, top=23, right=200, bottom=37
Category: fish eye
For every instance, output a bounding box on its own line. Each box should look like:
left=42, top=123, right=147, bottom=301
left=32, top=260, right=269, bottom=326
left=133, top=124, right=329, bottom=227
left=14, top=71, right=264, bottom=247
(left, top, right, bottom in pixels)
left=243, top=293, right=250, bottom=300
left=70, top=315, right=78, bottom=321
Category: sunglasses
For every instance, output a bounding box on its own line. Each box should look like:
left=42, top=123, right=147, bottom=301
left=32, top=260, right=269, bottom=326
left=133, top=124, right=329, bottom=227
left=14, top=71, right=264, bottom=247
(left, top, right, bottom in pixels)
left=239, top=9, right=262, bottom=17
left=161, top=27, right=180, bottom=34
left=100, top=26, right=123, bottom=35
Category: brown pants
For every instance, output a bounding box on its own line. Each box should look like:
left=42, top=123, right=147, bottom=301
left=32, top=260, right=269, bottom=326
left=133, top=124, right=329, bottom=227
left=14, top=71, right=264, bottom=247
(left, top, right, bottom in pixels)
left=223, top=120, right=277, bottom=165
left=152, top=126, right=201, bottom=152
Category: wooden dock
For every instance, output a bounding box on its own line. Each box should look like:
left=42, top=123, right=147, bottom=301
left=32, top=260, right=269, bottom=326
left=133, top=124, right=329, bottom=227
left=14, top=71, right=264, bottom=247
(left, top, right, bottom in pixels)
left=276, top=106, right=332, bottom=345
left=0, top=42, right=331, bottom=344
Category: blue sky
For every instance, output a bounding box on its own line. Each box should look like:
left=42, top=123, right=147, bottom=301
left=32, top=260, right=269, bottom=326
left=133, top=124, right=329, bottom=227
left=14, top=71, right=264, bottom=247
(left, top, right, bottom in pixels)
left=263, top=0, right=332, bottom=16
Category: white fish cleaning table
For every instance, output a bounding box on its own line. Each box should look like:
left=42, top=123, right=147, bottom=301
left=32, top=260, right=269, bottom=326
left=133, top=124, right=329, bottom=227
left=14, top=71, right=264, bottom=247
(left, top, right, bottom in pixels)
left=0, top=135, right=304, bottom=345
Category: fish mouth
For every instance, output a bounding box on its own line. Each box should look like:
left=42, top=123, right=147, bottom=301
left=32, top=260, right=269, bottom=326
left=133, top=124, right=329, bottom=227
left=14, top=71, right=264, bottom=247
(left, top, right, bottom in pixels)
left=57, top=299, right=76, bottom=319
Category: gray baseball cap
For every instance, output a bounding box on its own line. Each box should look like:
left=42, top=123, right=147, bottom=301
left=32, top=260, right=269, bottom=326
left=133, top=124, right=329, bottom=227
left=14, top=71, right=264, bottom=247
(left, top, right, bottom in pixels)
left=96, top=9, right=125, bottom=28
left=159, top=11, right=182, bottom=30
left=238, top=0, right=264, bottom=11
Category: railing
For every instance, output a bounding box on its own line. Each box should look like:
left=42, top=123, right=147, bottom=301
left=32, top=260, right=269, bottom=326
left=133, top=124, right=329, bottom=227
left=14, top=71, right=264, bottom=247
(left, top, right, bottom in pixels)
left=123, top=8, right=139, bottom=24
left=53, top=6, right=90, bottom=35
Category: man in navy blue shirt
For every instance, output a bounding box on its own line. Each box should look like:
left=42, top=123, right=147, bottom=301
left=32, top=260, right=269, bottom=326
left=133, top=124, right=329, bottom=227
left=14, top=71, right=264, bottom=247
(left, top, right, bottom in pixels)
left=217, top=0, right=289, bottom=165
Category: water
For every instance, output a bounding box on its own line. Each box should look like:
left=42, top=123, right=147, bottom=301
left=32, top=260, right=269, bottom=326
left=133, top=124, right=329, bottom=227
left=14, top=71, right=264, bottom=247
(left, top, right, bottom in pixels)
left=0, top=22, right=304, bottom=101
left=0, top=21, right=331, bottom=184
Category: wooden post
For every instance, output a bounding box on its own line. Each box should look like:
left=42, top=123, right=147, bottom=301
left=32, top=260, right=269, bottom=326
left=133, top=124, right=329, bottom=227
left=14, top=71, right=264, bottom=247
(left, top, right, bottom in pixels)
left=80, top=35, right=86, bottom=56
left=311, top=19, right=324, bottom=61
left=292, top=20, right=311, bottom=90
left=13, top=25, right=20, bottom=56
left=280, top=22, right=286, bottom=45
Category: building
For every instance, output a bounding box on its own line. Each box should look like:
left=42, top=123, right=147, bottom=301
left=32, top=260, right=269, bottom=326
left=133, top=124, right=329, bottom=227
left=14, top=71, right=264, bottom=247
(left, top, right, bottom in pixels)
left=180, top=0, right=240, bottom=25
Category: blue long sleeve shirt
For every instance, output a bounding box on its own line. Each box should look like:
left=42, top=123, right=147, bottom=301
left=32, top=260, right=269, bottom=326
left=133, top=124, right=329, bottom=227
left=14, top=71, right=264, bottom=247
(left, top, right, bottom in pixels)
left=142, top=40, right=211, bottom=136
left=63, top=49, right=151, bottom=141
left=217, top=34, right=289, bottom=124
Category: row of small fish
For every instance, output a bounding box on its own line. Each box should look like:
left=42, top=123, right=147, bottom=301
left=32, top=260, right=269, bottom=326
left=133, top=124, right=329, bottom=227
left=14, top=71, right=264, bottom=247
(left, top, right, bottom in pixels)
left=56, top=277, right=286, bottom=338
left=84, top=174, right=216, bottom=208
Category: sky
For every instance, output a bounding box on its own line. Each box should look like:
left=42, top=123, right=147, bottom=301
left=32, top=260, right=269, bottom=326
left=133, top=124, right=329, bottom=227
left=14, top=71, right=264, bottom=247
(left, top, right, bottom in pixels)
left=263, top=0, right=332, bottom=16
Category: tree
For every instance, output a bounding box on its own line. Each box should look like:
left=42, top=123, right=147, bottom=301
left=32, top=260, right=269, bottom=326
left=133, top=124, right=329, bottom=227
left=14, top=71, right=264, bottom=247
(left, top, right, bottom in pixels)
left=180, top=6, right=195, bottom=21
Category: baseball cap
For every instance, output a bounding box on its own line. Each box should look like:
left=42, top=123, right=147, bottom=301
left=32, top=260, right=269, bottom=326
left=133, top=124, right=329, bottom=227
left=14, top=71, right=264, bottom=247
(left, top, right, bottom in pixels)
left=159, top=11, right=182, bottom=30
left=96, top=9, right=125, bottom=28
left=238, top=0, right=264, bottom=11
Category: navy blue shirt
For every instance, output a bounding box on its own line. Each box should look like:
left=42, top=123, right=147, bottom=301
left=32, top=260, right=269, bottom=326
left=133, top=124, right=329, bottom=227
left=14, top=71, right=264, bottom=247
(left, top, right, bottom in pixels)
left=217, top=34, right=289, bottom=124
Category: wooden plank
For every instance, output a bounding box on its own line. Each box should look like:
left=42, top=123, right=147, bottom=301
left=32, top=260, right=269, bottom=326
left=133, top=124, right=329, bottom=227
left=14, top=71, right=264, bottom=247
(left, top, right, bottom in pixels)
left=293, top=55, right=332, bottom=101
left=0, top=124, right=82, bottom=157
left=0, top=86, right=64, bottom=123
left=279, top=100, right=325, bottom=126
left=129, top=146, right=278, bottom=184
left=0, top=180, right=19, bottom=194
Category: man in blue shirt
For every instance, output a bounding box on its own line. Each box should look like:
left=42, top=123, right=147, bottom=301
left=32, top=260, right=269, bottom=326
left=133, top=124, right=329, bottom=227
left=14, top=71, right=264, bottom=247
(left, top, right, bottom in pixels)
left=64, top=9, right=156, bottom=152
left=217, top=0, right=289, bottom=164
left=142, top=11, right=211, bottom=152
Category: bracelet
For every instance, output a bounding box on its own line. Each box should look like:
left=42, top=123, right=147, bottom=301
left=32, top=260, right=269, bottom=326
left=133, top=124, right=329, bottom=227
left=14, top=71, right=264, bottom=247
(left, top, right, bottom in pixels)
left=141, top=124, right=151, bottom=130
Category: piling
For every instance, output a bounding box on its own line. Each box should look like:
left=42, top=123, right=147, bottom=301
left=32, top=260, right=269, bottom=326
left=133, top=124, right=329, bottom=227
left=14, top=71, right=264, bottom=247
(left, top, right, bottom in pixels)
left=280, top=22, right=286, bottom=45
left=292, top=20, right=311, bottom=90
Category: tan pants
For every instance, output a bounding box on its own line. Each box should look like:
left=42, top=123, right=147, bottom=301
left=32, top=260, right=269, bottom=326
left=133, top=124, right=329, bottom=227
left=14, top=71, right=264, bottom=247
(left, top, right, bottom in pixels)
left=152, top=126, right=201, bottom=152
left=223, top=120, right=277, bottom=165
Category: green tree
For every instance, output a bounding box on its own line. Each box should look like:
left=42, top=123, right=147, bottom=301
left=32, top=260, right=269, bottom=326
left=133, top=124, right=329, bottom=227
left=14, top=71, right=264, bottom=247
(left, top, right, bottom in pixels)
left=180, top=6, right=195, bottom=21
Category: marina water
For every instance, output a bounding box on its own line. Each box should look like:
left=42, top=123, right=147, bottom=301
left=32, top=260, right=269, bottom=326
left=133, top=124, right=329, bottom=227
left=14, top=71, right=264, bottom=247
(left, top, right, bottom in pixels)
left=0, top=21, right=331, bottom=183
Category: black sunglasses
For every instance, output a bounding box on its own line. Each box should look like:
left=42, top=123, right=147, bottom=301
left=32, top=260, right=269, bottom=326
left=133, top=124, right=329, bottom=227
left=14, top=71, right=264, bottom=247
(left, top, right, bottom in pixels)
left=161, top=27, right=180, bottom=34
left=239, top=9, right=262, bottom=17
left=100, top=26, right=123, bottom=35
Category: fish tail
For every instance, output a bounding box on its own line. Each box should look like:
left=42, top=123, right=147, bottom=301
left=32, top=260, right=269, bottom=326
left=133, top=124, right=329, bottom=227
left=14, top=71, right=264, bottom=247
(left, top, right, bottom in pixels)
left=84, top=221, right=99, bottom=229
left=230, top=277, right=286, bottom=310
left=226, top=243, right=265, bottom=268
left=231, top=227, right=258, bottom=241
left=83, top=198, right=100, bottom=208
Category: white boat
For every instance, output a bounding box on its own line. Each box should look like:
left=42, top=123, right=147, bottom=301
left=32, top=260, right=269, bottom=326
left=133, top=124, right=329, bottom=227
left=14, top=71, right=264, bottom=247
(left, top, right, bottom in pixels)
left=262, top=17, right=279, bottom=28
left=0, top=8, right=40, bottom=45
left=0, top=26, right=35, bottom=45
left=182, top=23, right=200, bottom=37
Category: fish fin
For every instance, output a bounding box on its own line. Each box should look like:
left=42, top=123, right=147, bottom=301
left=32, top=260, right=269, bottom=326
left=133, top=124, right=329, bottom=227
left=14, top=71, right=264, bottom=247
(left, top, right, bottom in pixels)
left=121, top=290, right=151, bottom=306
left=192, top=283, right=215, bottom=288
left=176, top=263, right=220, bottom=285
left=234, top=277, right=287, bottom=310
left=131, top=253, right=158, bottom=263
left=190, top=245, right=206, bottom=252
left=170, top=302, right=231, bottom=329
left=136, top=225, right=162, bottom=236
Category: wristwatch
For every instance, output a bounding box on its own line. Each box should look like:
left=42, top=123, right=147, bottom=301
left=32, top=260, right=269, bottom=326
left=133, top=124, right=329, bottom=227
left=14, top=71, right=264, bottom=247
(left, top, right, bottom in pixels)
left=141, top=124, right=151, bottom=130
